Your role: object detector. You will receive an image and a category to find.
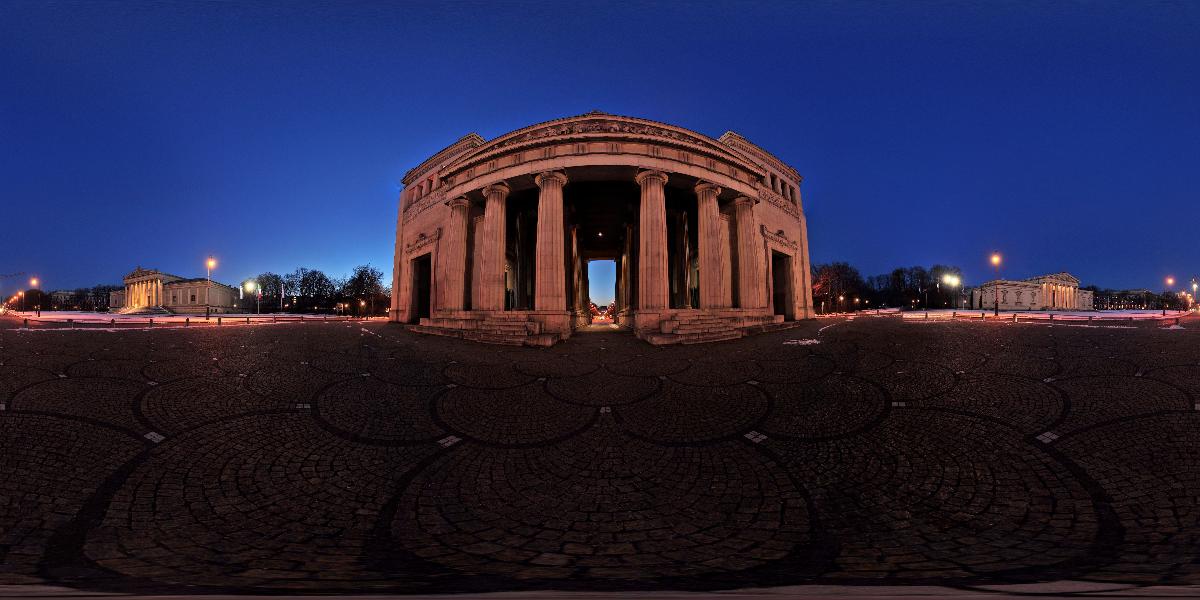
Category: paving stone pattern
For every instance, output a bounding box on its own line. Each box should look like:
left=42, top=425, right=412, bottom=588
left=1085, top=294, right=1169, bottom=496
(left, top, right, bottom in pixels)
left=1, top=316, right=1199, bottom=593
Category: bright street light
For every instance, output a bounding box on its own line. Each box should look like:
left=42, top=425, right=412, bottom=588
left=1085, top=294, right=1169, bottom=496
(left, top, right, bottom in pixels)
left=30, top=277, right=38, bottom=288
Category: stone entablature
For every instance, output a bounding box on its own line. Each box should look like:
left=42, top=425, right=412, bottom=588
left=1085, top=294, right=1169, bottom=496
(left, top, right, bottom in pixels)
left=390, top=113, right=815, bottom=345
left=969, top=271, right=1093, bottom=311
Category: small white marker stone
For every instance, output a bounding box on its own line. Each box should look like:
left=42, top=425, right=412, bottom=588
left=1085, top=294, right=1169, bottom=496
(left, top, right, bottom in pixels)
left=743, top=431, right=767, bottom=443
left=599, top=406, right=611, bottom=413
left=438, top=435, right=461, bottom=448
left=0, top=403, right=6, bottom=411
left=892, top=401, right=907, bottom=407
left=747, top=380, right=759, bottom=385
left=296, top=403, right=311, bottom=409
left=147, top=381, right=158, bottom=386
left=1036, top=431, right=1060, bottom=443
left=144, top=432, right=165, bottom=443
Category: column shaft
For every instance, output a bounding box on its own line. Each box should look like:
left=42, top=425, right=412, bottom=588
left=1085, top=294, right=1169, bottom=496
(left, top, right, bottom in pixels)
left=695, top=182, right=724, bottom=308
left=442, top=197, right=471, bottom=311
left=636, top=170, right=669, bottom=311
left=534, top=171, right=568, bottom=311
left=734, top=197, right=765, bottom=308
left=479, top=182, right=510, bottom=311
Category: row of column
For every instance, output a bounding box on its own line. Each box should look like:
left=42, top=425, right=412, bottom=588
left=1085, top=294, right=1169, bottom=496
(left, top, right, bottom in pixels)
left=125, top=279, right=163, bottom=308
left=441, top=169, right=767, bottom=314
left=1041, top=282, right=1077, bottom=309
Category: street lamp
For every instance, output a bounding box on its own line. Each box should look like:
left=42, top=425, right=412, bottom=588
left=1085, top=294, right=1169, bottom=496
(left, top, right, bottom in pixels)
left=1164, top=276, right=1175, bottom=316
left=1192, top=279, right=1198, bottom=312
left=838, top=294, right=844, bottom=314
left=205, top=257, right=217, bottom=319
left=990, top=252, right=1001, bottom=316
left=244, top=281, right=259, bottom=315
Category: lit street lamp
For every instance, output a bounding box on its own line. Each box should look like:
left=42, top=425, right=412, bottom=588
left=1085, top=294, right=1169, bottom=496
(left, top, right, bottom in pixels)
left=205, top=257, right=217, bottom=319
left=244, top=281, right=260, bottom=315
left=1164, top=276, right=1175, bottom=316
left=990, top=252, right=1002, bottom=316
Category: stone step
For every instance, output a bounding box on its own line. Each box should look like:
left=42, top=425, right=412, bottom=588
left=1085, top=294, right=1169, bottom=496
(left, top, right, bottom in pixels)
left=673, top=324, right=738, bottom=334
left=463, top=331, right=527, bottom=346
left=680, top=330, right=743, bottom=344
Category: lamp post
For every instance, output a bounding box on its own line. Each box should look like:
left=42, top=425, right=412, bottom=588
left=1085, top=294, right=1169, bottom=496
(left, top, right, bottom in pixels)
left=30, top=277, right=40, bottom=317
left=205, top=257, right=216, bottom=320
left=1192, top=279, right=1197, bottom=312
left=244, top=281, right=259, bottom=315
left=1164, top=276, right=1175, bottom=316
left=990, top=253, right=1001, bottom=316
left=943, top=274, right=961, bottom=310
left=19, top=291, right=24, bottom=312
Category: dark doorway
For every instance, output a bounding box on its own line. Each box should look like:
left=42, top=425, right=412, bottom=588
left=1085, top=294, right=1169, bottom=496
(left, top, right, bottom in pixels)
left=411, top=254, right=432, bottom=322
left=771, top=251, right=794, bottom=320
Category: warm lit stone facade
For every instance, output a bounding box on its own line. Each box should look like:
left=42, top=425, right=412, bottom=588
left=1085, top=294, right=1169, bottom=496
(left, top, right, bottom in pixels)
left=118, top=267, right=238, bottom=314
left=969, top=272, right=1094, bottom=311
left=389, top=112, right=814, bottom=345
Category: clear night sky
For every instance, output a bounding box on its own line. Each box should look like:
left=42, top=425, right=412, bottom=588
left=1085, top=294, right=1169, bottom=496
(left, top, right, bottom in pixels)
left=2, top=1, right=1197, bottom=304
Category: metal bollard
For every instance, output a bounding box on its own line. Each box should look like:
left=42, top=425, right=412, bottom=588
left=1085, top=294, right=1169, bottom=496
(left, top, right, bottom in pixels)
left=149, top=318, right=153, bottom=327
left=218, top=317, right=222, bottom=326
left=110, top=318, right=115, bottom=326
left=186, top=317, right=190, bottom=327
left=273, top=315, right=277, bottom=323
left=23, top=318, right=28, bottom=328
left=68, top=319, right=74, bottom=328
left=246, top=317, right=250, bottom=324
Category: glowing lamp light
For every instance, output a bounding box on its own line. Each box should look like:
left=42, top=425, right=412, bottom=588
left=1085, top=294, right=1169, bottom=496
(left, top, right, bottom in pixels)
left=1166, top=276, right=1175, bottom=287
left=990, top=253, right=1001, bottom=267
left=244, top=281, right=256, bottom=293
left=30, top=277, right=38, bottom=288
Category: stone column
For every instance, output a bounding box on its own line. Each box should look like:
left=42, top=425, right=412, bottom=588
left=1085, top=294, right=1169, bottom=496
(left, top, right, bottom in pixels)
left=719, top=214, right=734, bottom=308
left=442, top=197, right=471, bottom=311
left=479, top=182, right=510, bottom=311
left=734, top=196, right=765, bottom=308
left=534, top=171, right=568, bottom=311
left=695, top=181, right=725, bottom=308
left=636, top=170, right=669, bottom=311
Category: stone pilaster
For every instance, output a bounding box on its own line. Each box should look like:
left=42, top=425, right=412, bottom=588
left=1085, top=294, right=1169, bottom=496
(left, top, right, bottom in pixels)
left=442, top=197, right=471, bottom=311
left=479, top=182, right=510, bottom=311
left=636, top=170, right=669, bottom=311
left=534, top=171, right=568, bottom=311
left=695, top=181, right=725, bottom=308
left=734, top=196, right=765, bottom=309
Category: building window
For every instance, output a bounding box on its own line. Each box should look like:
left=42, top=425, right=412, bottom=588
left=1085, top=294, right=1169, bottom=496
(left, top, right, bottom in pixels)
left=190, top=294, right=196, bottom=303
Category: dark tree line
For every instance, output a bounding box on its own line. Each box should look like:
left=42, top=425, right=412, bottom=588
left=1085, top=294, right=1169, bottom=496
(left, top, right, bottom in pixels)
left=241, top=264, right=389, bottom=316
left=812, top=263, right=966, bottom=313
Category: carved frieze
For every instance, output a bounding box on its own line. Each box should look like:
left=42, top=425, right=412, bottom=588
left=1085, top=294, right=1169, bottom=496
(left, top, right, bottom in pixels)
left=405, top=228, right=442, bottom=255
left=758, top=186, right=800, bottom=219
left=760, top=224, right=798, bottom=251
left=494, top=118, right=712, bottom=150
left=403, top=189, right=446, bottom=223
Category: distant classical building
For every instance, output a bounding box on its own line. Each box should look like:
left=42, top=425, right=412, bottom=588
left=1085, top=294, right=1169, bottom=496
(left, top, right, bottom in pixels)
left=389, top=112, right=815, bottom=346
left=1093, top=289, right=1156, bottom=310
left=116, top=267, right=239, bottom=314
left=50, top=290, right=74, bottom=307
left=968, top=272, right=1093, bottom=311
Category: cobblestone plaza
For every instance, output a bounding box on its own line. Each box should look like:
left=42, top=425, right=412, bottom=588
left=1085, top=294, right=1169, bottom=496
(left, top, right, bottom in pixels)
left=1, top=316, right=1199, bottom=594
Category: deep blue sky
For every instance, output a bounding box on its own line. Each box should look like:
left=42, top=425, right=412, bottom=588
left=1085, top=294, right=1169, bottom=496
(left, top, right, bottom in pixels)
left=3, top=1, right=1198, bottom=303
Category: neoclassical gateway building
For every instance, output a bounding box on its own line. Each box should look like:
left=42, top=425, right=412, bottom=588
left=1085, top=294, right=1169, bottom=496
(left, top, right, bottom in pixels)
left=968, top=272, right=1094, bottom=311
left=389, top=112, right=814, bottom=345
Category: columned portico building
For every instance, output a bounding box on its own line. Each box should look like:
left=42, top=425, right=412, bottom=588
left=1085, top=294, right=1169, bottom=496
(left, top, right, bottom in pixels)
left=390, top=112, right=814, bottom=345
left=969, top=272, right=1094, bottom=311
left=117, top=267, right=238, bottom=314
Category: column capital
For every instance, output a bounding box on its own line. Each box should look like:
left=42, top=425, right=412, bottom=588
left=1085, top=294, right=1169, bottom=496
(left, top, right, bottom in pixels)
left=446, top=196, right=471, bottom=210
left=534, top=170, right=568, bottom=188
left=694, top=181, right=722, bottom=197
left=635, top=169, right=669, bottom=186
left=732, top=195, right=756, bottom=207
left=482, top=181, right=510, bottom=198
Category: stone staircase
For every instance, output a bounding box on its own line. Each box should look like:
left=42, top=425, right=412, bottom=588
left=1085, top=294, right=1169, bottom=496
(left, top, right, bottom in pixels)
left=409, top=314, right=561, bottom=347
left=641, top=313, right=805, bottom=345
